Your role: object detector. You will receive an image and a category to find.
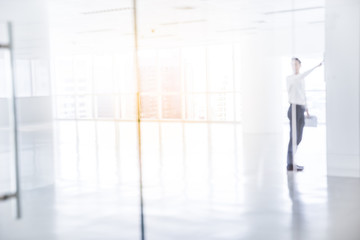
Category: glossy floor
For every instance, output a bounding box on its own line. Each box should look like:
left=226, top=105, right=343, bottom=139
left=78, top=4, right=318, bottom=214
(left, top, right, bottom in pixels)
left=1, top=124, right=360, bottom=240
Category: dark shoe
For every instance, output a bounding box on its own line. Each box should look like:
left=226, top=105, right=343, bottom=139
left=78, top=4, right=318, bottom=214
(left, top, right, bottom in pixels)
left=287, top=164, right=304, bottom=171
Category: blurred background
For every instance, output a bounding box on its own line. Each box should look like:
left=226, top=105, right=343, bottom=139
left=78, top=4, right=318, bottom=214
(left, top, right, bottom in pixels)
left=1, top=0, right=359, bottom=239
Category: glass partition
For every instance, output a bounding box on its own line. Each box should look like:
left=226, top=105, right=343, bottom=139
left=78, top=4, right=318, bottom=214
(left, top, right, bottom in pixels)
left=0, top=23, right=15, bottom=197
left=0, top=0, right=328, bottom=239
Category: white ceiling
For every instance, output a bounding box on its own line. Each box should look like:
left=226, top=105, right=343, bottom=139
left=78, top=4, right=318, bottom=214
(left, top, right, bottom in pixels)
left=48, top=0, right=325, bottom=52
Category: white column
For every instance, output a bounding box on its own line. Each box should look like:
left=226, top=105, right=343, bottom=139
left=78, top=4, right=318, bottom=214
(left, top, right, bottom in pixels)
left=326, top=0, right=360, bottom=177
left=240, top=32, right=283, bottom=134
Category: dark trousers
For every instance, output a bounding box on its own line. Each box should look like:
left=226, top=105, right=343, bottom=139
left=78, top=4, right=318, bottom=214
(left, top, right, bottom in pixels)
left=287, top=104, right=305, bottom=166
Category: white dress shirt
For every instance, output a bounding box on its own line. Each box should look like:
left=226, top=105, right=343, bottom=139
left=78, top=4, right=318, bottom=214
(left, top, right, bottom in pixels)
left=286, top=66, right=317, bottom=106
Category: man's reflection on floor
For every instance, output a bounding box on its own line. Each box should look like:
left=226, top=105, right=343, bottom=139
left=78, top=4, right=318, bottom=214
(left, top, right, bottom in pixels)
left=287, top=172, right=304, bottom=240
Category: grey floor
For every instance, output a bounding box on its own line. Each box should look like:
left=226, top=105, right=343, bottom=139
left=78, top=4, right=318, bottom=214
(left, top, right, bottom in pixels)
left=1, top=125, right=360, bottom=240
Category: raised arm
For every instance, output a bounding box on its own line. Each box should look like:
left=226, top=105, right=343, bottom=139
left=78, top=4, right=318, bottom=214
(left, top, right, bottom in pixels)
left=300, top=62, right=322, bottom=79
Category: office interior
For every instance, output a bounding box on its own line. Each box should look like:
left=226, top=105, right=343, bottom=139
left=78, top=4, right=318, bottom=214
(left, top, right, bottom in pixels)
left=0, top=0, right=360, bottom=239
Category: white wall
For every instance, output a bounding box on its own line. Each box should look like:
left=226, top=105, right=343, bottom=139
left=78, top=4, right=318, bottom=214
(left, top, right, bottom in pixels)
left=326, top=0, right=360, bottom=177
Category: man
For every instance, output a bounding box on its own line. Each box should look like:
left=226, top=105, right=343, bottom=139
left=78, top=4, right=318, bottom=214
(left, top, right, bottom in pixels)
left=286, top=58, right=322, bottom=171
